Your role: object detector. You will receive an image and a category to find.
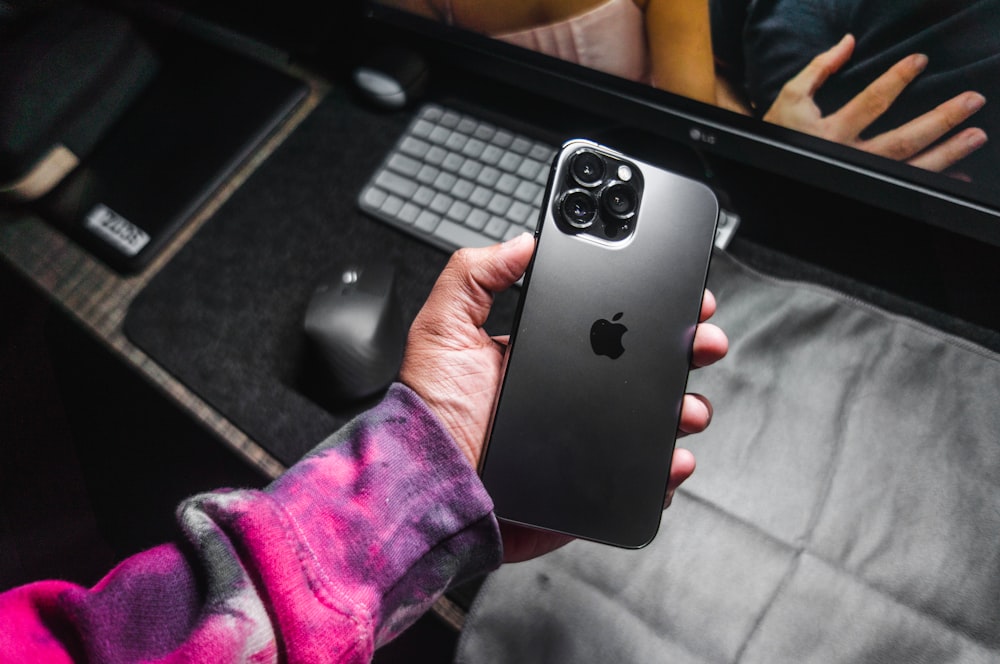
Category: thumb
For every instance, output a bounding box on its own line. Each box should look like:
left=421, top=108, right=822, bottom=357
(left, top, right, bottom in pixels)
left=428, top=233, right=535, bottom=328
left=467, top=232, right=535, bottom=292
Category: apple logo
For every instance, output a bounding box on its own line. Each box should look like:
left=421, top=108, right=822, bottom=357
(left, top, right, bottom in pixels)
left=590, top=312, right=628, bottom=359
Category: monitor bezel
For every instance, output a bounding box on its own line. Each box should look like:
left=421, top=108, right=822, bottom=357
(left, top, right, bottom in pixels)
left=363, top=3, right=1000, bottom=248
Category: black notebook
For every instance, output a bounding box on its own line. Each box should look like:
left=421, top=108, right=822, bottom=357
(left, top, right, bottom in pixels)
left=42, top=33, right=309, bottom=273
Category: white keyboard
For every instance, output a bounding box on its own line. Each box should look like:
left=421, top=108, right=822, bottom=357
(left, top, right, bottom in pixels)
left=359, top=103, right=740, bottom=253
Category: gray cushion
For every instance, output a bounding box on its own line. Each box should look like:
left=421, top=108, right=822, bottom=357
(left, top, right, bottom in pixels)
left=457, top=250, right=1000, bottom=663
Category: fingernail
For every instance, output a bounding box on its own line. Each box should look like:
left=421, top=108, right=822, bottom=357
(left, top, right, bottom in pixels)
left=503, top=232, right=533, bottom=247
left=912, top=53, right=929, bottom=71
left=965, top=92, right=986, bottom=112
left=967, top=128, right=988, bottom=149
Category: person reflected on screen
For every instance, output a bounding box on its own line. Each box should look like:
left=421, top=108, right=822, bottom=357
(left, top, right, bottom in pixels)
left=0, top=234, right=729, bottom=662
left=378, top=0, right=717, bottom=103
left=711, top=0, right=995, bottom=179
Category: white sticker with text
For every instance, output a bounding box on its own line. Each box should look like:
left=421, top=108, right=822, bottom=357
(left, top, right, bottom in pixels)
left=84, top=204, right=150, bottom=256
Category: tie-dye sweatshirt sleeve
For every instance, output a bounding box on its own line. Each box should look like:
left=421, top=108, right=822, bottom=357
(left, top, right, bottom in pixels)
left=0, top=383, right=503, bottom=663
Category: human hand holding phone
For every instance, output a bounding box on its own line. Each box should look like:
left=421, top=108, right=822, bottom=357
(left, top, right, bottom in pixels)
left=401, top=228, right=727, bottom=561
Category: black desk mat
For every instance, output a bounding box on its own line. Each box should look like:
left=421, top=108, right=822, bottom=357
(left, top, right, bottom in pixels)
left=125, top=89, right=519, bottom=466
left=124, top=83, right=1000, bottom=468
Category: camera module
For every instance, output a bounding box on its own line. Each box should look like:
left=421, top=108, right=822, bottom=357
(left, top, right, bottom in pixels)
left=559, top=189, right=598, bottom=228
left=570, top=150, right=606, bottom=187
left=601, top=182, right=638, bottom=220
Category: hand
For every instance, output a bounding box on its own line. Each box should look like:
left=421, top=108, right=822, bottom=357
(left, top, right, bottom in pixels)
left=400, top=233, right=729, bottom=563
left=763, top=34, right=988, bottom=173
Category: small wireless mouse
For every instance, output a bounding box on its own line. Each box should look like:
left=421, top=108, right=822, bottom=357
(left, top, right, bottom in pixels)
left=303, top=262, right=406, bottom=402
left=352, top=46, right=428, bottom=109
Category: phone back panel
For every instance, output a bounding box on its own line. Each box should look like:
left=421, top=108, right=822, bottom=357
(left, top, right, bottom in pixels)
left=480, top=140, right=718, bottom=548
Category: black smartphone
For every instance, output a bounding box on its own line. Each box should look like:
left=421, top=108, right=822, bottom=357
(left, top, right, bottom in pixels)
left=480, top=139, right=719, bottom=548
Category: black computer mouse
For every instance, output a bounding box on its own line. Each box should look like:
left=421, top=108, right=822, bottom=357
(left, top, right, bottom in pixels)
left=303, top=262, right=406, bottom=402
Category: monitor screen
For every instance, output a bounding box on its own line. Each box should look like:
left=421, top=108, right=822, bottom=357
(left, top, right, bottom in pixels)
left=365, top=0, right=1000, bottom=247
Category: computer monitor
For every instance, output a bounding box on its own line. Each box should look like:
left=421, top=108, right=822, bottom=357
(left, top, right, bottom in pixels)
left=363, top=0, right=1000, bottom=249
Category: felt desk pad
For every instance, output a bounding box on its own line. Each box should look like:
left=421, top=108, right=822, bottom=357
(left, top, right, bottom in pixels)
left=125, top=90, right=519, bottom=466
left=124, top=82, right=997, bottom=469
left=457, top=250, right=1000, bottom=663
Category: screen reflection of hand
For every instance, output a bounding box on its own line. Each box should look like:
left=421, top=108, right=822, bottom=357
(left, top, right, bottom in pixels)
left=763, top=34, right=987, bottom=176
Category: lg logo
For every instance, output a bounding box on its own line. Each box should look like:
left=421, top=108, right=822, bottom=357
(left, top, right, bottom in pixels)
left=689, top=127, right=716, bottom=145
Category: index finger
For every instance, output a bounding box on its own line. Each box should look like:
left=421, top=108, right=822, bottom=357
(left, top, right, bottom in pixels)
left=830, top=53, right=928, bottom=139
left=781, top=34, right=855, bottom=100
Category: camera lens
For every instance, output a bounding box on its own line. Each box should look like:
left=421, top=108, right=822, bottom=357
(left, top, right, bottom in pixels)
left=601, top=183, right=638, bottom=219
left=570, top=151, right=605, bottom=186
left=560, top=190, right=598, bottom=228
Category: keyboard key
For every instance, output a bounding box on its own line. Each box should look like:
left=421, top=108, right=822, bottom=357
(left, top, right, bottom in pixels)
left=496, top=173, right=519, bottom=195
left=381, top=194, right=404, bottom=216
left=452, top=178, right=475, bottom=200
left=388, top=153, right=422, bottom=176
left=516, top=158, right=543, bottom=180
left=415, top=210, right=441, bottom=233
left=414, top=185, right=436, bottom=206
left=493, top=129, right=514, bottom=148
left=375, top=169, right=418, bottom=198
left=506, top=200, right=534, bottom=226
left=513, top=180, right=542, bottom=203
left=498, top=151, right=522, bottom=172
left=510, top=137, right=532, bottom=154
left=416, top=164, right=440, bottom=185
left=456, top=117, right=477, bottom=134
left=441, top=152, right=464, bottom=173
left=481, top=144, right=504, bottom=165
left=466, top=208, right=490, bottom=230
left=429, top=192, right=454, bottom=214
left=425, top=146, right=447, bottom=166
left=433, top=171, right=458, bottom=192
left=447, top=200, right=472, bottom=222
left=399, top=136, right=430, bottom=158
left=428, top=126, right=450, bottom=143
left=440, top=110, right=461, bottom=128
left=445, top=132, right=468, bottom=151
left=458, top=159, right=483, bottom=179
left=421, top=105, right=443, bottom=122
left=362, top=186, right=387, bottom=209
left=411, top=119, right=434, bottom=139
left=476, top=166, right=501, bottom=187
left=503, top=225, right=526, bottom=242
left=487, top=193, right=512, bottom=216
left=469, top=185, right=493, bottom=208
left=462, top=138, right=487, bottom=159
left=434, top=219, right=498, bottom=248
left=529, top=143, right=554, bottom=161
left=484, top=216, right=510, bottom=239
left=398, top=202, right=420, bottom=224
left=473, top=123, right=496, bottom=141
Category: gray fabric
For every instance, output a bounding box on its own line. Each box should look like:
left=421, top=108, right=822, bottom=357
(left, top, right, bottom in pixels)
left=456, top=250, right=1000, bottom=663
